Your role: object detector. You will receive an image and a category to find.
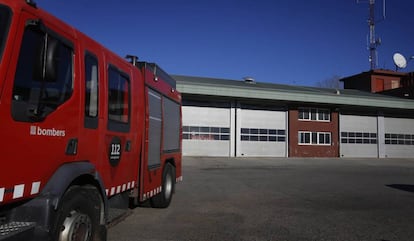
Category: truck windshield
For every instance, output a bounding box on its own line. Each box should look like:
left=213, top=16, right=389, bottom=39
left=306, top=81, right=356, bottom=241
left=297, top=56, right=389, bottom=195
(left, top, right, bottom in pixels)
left=0, top=5, right=11, bottom=62
left=11, top=25, right=73, bottom=122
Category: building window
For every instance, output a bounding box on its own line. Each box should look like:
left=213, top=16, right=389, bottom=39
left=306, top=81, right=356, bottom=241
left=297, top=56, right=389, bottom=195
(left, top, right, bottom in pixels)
left=298, top=108, right=330, bottom=122
left=391, top=80, right=400, bottom=89
left=298, top=131, right=331, bottom=145
left=241, top=128, right=286, bottom=142
left=385, top=133, right=414, bottom=145
left=183, top=125, right=230, bottom=141
left=341, top=132, right=377, bottom=144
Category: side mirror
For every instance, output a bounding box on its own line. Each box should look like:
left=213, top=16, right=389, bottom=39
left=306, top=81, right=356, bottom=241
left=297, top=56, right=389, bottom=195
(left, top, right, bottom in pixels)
left=44, top=37, right=58, bottom=82
left=33, top=35, right=58, bottom=82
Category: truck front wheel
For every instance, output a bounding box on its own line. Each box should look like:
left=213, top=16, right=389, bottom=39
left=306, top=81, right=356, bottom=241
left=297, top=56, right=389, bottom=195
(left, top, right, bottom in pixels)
left=53, top=185, right=105, bottom=241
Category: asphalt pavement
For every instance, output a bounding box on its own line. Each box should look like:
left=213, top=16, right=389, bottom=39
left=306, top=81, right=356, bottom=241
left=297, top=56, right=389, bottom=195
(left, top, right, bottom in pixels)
left=108, top=157, right=414, bottom=241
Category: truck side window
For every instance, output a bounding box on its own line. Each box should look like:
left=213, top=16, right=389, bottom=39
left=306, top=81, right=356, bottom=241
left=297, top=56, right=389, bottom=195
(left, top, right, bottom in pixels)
left=107, top=66, right=130, bottom=132
left=11, top=25, right=73, bottom=122
left=84, top=53, right=99, bottom=129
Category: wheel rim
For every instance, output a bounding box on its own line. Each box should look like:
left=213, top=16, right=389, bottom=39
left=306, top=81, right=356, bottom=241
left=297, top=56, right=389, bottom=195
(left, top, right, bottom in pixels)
left=164, top=172, right=173, bottom=200
left=59, top=210, right=92, bottom=241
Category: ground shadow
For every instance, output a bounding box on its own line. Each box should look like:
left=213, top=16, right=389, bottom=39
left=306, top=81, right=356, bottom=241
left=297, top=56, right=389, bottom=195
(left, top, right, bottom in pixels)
left=386, top=184, right=414, bottom=193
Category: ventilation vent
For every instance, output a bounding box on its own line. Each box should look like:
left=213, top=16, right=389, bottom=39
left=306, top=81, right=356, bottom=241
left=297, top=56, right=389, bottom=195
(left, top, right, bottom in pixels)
left=243, top=77, right=256, bottom=84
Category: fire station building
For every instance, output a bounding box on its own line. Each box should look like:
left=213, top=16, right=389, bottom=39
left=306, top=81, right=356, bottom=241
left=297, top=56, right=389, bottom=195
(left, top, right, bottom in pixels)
left=173, top=74, right=414, bottom=158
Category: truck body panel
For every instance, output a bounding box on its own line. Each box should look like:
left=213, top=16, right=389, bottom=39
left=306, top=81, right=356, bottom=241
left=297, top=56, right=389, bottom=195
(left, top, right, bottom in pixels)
left=0, top=1, right=182, bottom=240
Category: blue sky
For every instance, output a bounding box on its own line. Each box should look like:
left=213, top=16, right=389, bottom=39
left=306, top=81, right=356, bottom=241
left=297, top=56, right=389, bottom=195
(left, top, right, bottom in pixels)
left=36, top=0, right=414, bottom=87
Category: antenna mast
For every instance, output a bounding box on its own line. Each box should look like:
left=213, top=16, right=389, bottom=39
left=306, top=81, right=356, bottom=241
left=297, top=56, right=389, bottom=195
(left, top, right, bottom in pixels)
left=365, top=0, right=386, bottom=70
left=368, top=0, right=378, bottom=69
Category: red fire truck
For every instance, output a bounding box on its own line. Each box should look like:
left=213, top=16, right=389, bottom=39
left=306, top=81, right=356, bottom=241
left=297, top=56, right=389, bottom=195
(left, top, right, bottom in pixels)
left=0, top=0, right=182, bottom=240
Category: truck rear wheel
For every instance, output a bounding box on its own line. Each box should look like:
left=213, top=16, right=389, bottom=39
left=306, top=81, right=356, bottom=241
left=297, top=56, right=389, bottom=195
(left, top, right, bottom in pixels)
left=151, top=163, right=175, bottom=208
left=53, top=185, right=105, bottom=241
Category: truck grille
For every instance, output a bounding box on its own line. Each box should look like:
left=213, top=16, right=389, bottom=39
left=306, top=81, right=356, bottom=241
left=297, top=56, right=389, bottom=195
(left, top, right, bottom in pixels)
left=0, top=222, right=35, bottom=239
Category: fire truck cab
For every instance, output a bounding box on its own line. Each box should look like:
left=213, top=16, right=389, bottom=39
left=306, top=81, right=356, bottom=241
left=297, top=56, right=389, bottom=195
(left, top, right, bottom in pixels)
left=0, top=1, right=182, bottom=240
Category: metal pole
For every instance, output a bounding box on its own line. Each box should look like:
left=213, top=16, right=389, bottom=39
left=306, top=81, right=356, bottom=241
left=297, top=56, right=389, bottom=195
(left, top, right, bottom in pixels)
left=368, top=0, right=377, bottom=70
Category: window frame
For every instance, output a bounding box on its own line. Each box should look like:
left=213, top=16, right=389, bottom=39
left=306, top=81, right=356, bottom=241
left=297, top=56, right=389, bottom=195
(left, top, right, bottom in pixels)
left=107, top=65, right=130, bottom=133
left=340, top=132, right=377, bottom=144
left=240, top=128, right=286, bottom=142
left=182, top=125, right=230, bottom=141
left=385, top=132, right=414, bottom=145
left=84, top=52, right=99, bottom=129
left=298, top=131, right=331, bottom=146
left=11, top=23, right=74, bottom=122
left=298, top=108, right=331, bottom=122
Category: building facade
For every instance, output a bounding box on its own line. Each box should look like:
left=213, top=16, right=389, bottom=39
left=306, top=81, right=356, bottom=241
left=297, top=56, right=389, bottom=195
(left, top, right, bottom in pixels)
left=175, top=75, right=414, bottom=158
left=341, top=70, right=414, bottom=99
left=289, top=108, right=339, bottom=157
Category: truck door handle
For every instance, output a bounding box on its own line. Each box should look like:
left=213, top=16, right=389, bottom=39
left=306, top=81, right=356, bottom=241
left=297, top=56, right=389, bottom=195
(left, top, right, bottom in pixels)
left=125, top=140, right=132, bottom=152
left=65, top=138, right=78, bottom=155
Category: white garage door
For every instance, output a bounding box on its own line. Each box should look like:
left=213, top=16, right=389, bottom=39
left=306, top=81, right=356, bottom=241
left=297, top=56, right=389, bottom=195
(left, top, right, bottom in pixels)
left=182, top=104, right=231, bottom=156
left=384, top=117, right=414, bottom=158
left=339, top=115, right=378, bottom=158
left=237, top=107, right=287, bottom=157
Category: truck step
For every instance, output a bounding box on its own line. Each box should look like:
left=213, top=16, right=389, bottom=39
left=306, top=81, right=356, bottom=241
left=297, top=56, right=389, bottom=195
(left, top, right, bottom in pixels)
left=0, top=222, right=35, bottom=241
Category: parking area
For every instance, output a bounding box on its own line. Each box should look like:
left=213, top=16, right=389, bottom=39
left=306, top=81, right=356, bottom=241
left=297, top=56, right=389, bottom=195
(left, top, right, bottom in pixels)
left=109, top=157, right=414, bottom=241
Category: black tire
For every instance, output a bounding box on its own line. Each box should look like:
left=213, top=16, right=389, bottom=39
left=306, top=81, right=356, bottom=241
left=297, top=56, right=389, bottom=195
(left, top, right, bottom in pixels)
left=52, top=185, right=106, bottom=241
left=151, top=163, right=175, bottom=208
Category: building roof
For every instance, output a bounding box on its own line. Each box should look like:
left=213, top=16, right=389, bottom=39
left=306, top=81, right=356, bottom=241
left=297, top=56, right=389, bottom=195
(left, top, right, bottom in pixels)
left=340, top=69, right=407, bottom=82
left=173, top=75, right=414, bottom=111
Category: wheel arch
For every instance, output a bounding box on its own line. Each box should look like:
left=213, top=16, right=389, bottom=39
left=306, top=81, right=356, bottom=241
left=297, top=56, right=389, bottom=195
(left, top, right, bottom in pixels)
left=10, top=161, right=108, bottom=236
left=165, top=157, right=176, bottom=169
left=42, top=161, right=107, bottom=213
left=150, top=160, right=176, bottom=208
left=164, top=157, right=177, bottom=184
left=66, top=174, right=107, bottom=226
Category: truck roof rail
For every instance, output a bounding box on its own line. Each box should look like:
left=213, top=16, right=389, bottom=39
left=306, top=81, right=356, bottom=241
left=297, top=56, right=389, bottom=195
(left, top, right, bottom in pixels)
left=138, top=62, right=176, bottom=89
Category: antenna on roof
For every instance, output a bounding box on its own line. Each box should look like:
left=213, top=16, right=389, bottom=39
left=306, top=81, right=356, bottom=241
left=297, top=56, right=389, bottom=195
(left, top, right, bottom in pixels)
left=393, top=52, right=407, bottom=71
left=357, top=0, right=386, bottom=70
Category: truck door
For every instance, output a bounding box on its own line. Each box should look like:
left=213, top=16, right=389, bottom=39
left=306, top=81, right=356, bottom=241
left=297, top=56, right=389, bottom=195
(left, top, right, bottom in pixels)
left=0, top=10, right=79, bottom=203
left=102, top=64, right=137, bottom=197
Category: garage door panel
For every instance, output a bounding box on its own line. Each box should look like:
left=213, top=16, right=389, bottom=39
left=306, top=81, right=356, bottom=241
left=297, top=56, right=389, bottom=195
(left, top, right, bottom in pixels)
left=183, top=106, right=230, bottom=127
left=384, top=118, right=414, bottom=133
left=339, top=115, right=378, bottom=158
left=238, top=108, right=287, bottom=157
left=340, top=115, right=377, bottom=132
left=384, top=117, right=414, bottom=158
left=340, top=145, right=378, bottom=158
left=182, top=105, right=231, bottom=157
left=240, top=142, right=285, bottom=157
left=240, top=109, right=285, bottom=128
left=183, top=140, right=230, bottom=156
